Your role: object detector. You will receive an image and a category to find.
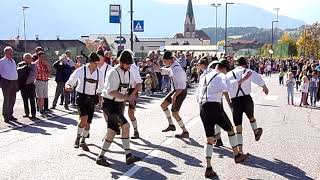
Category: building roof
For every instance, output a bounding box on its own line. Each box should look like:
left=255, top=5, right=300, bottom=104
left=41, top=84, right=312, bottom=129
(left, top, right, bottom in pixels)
left=195, top=30, right=211, bottom=40
left=173, top=30, right=211, bottom=40
left=0, top=39, right=86, bottom=53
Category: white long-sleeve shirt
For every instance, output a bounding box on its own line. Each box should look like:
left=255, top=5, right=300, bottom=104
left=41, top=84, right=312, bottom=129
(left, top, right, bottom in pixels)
left=66, top=64, right=104, bottom=95
left=169, top=62, right=187, bottom=90
left=130, top=63, right=143, bottom=88
left=102, top=65, right=131, bottom=102
left=197, top=69, right=228, bottom=104
left=226, top=66, right=265, bottom=99
left=0, top=57, right=18, bottom=80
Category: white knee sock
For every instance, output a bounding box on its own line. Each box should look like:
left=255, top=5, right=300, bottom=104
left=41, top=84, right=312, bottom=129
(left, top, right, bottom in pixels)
left=99, top=139, right=112, bottom=157
left=250, top=121, right=258, bottom=131
left=163, top=109, right=173, bottom=124
left=77, top=127, right=84, bottom=138
left=121, top=138, right=131, bottom=155
left=131, top=119, right=138, bottom=131
left=205, top=143, right=213, bottom=158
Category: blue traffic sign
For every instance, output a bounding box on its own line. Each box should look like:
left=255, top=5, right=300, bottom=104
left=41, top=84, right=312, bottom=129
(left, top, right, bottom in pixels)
left=109, top=4, right=121, bottom=24
left=133, top=20, right=144, bottom=32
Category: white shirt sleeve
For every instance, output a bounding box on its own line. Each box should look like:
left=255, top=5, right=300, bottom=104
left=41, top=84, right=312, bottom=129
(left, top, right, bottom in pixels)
left=66, top=68, right=80, bottom=88
left=97, top=70, right=104, bottom=94
left=131, top=65, right=143, bottom=84
left=220, top=75, right=228, bottom=93
left=172, top=68, right=187, bottom=90
left=251, top=70, right=265, bottom=87
left=105, top=70, right=120, bottom=94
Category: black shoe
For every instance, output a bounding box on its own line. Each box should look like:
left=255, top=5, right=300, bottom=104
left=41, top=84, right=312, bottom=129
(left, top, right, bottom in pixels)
left=162, top=125, right=176, bottom=132
left=234, top=153, right=250, bottom=163
left=10, top=116, right=18, bottom=121
left=254, top=128, right=263, bottom=141
left=214, top=138, right=223, bottom=147
left=64, top=106, right=70, bottom=110
left=175, top=131, right=189, bottom=138
left=96, top=156, right=110, bottom=167
left=126, top=154, right=142, bottom=165
left=50, top=106, right=56, bottom=109
left=80, top=142, right=90, bottom=152
left=44, top=109, right=52, bottom=112
left=74, top=137, right=80, bottom=148
left=205, top=167, right=217, bottom=178
left=23, top=115, right=29, bottom=118
left=131, top=131, right=140, bottom=139
left=4, top=118, right=10, bottom=123
left=59, top=103, right=63, bottom=106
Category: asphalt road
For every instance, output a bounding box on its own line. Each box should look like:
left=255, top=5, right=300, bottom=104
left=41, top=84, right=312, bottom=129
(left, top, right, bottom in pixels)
left=0, top=75, right=319, bottom=180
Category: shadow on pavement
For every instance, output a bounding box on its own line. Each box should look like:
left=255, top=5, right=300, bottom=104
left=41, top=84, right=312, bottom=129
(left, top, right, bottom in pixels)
left=212, top=147, right=313, bottom=180
left=176, top=137, right=204, bottom=148
left=78, top=150, right=170, bottom=179
left=0, top=116, right=77, bottom=135
left=131, top=138, right=203, bottom=168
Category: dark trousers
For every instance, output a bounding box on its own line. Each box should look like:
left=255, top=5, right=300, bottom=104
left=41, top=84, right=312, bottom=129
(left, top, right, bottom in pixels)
left=52, top=82, right=70, bottom=106
left=21, top=84, right=36, bottom=116
left=1, top=79, right=17, bottom=119
left=44, top=98, right=49, bottom=110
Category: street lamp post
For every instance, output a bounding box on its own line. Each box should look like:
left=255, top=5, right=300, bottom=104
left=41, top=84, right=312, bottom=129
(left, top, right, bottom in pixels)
left=225, top=2, right=234, bottom=55
left=211, top=3, right=221, bottom=49
left=22, top=6, right=30, bottom=53
left=271, top=20, right=278, bottom=58
left=130, top=0, right=134, bottom=52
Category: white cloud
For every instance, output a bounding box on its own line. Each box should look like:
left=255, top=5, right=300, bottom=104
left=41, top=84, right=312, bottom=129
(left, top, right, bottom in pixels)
left=153, top=0, right=320, bottom=23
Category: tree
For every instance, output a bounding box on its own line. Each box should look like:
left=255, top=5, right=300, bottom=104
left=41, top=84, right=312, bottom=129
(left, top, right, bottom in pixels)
left=297, top=22, right=320, bottom=58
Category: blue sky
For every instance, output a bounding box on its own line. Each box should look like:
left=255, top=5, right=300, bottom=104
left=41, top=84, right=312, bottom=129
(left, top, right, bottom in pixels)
left=0, top=0, right=318, bottom=40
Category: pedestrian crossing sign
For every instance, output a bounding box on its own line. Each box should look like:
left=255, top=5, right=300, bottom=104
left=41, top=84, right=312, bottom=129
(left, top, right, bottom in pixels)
left=133, top=20, right=144, bottom=32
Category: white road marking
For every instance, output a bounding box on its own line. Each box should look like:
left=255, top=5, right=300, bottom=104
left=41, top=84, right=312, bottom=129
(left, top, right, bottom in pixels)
left=264, top=95, right=279, bottom=101
left=118, top=116, right=201, bottom=180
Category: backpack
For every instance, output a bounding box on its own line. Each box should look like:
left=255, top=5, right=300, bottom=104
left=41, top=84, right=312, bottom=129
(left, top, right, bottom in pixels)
left=17, top=62, right=30, bottom=91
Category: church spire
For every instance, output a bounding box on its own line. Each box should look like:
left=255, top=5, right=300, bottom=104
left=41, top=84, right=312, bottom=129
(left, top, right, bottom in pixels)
left=184, top=0, right=196, bottom=38
left=186, top=0, right=194, bottom=21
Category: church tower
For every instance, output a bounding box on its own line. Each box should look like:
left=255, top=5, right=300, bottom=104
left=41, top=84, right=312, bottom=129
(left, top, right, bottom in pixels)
left=184, top=0, right=196, bottom=38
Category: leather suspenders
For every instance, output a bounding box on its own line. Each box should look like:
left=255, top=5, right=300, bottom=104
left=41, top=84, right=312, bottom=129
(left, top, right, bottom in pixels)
left=83, top=66, right=99, bottom=96
left=232, top=69, right=247, bottom=97
left=200, top=72, right=220, bottom=104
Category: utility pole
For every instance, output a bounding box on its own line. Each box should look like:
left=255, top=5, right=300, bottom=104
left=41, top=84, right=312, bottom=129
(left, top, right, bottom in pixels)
left=130, top=0, right=134, bottom=51
left=211, top=3, right=221, bottom=50
left=271, top=20, right=278, bottom=59
left=225, top=3, right=234, bottom=55
left=22, top=6, right=30, bottom=53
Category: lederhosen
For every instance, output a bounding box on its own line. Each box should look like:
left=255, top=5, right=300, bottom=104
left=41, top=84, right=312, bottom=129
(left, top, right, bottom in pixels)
left=164, top=64, right=187, bottom=112
left=231, top=69, right=254, bottom=126
left=103, top=69, right=130, bottom=133
left=199, top=72, right=233, bottom=137
left=76, top=67, right=99, bottom=123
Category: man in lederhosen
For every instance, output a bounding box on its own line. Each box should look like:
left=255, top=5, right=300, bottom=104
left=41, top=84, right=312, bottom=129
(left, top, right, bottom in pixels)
left=160, top=51, right=189, bottom=138
left=197, top=59, right=250, bottom=178
left=96, top=50, right=141, bottom=167
left=65, top=52, right=104, bottom=152
left=226, top=57, right=269, bottom=154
